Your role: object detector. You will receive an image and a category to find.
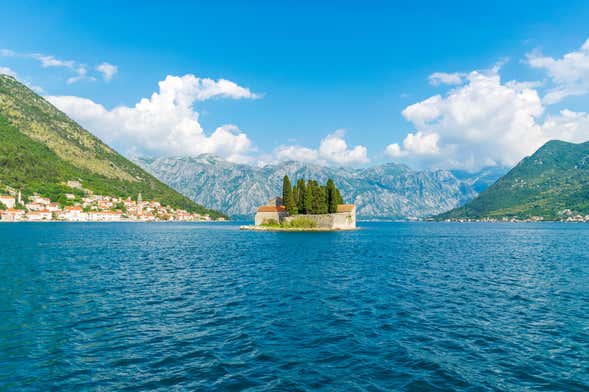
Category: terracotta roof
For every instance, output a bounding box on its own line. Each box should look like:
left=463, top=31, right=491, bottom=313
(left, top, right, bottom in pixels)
left=257, top=205, right=286, bottom=213
left=336, top=204, right=355, bottom=213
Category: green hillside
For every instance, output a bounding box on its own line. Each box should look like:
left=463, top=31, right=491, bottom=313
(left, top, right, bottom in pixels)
left=0, top=75, right=227, bottom=219
left=437, top=140, right=589, bottom=220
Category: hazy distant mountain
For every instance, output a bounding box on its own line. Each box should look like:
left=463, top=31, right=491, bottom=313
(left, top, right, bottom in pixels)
left=439, top=140, right=589, bottom=220
left=135, top=155, right=502, bottom=219
left=450, top=167, right=507, bottom=194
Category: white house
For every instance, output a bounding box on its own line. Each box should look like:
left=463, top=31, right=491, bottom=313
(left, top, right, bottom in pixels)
left=31, top=196, right=51, bottom=205
left=26, top=210, right=52, bottom=221
left=62, top=206, right=88, bottom=221
left=1, top=209, right=25, bottom=222
left=87, top=211, right=122, bottom=221
left=0, top=195, right=16, bottom=209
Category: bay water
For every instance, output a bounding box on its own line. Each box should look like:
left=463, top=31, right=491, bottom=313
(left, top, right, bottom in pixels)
left=1, top=222, right=587, bottom=390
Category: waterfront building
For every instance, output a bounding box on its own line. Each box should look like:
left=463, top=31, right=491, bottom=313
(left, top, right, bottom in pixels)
left=62, top=206, right=88, bottom=221
left=1, top=209, right=25, bottom=222
left=0, top=195, right=16, bottom=209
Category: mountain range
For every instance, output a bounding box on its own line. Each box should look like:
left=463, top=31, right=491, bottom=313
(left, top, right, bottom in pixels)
left=136, top=155, right=506, bottom=219
left=438, top=140, right=589, bottom=220
left=0, top=75, right=226, bottom=219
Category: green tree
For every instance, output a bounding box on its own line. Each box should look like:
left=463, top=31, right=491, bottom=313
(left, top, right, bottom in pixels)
left=334, top=188, right=344, bottom=205
left=296, top=179, right=306, bottom=212
left=326, top=179, right=338, bottom=213
left=282, top=175, right=297, bottom=215
left=292, top=183, right=299, bottom=209
left=311, top=181, right=324, bottom=214
left=303, top=180, right=313, bottom=214
left=282, top=175, right=291, bottom=209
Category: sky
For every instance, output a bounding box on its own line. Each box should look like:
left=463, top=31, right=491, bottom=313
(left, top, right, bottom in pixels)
left=2, top=1, right=589, bottom=171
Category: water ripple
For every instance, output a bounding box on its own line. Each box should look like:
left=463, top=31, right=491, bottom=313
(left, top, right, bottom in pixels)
left=1, top=222, right=588, bottom=391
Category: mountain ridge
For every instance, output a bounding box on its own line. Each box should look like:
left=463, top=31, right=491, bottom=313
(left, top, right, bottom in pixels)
left=0, top=74, right=227, bottom=219
left=136, top=155, right=504, bottom=219
left=437, top=139, right=589, bottom=220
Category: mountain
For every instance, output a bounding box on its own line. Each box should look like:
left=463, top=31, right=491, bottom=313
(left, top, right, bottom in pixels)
left=0, top=75, right=226, bottom=219
left=438, top=140, right=589, bottom=220
left=136, top=155, right=483, bottom=219
left=450, top=166, right=507, bottom=194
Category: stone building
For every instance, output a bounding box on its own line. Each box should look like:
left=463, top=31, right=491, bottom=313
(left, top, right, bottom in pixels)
left=254, top=198, right=287, bottom=226
left=254, top=198, right=356, bottom=230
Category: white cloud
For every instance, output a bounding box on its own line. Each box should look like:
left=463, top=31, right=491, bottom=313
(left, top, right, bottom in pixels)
left=47, top=74, right=259, bottom=162
left=274, top=145, right=319, bottom=162
left=542, top=109, right=589, bottom=142
left=34, top=54, right=76, bottom=69
left=0, top=66, right=17, bottom=77
left=387, top=69, right=544, bottom=171
left=274, top=130, right=369, bottom=167
left=527, top=37, right=589, bottom=104
left=387, top=131, right=440, bottom=158
left=96, top=62, right=118, bottom=81
left=66, top=66, right=92, bottom=84
left=1, top=48, right=112, bottom=84
left=387, top=65, right=589, bottom=171
left=428, top=72, right=465, bottom=86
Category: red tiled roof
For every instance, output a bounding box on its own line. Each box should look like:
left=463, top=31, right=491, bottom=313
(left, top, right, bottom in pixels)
left=336, top=204, right=355, bottom=213
left=257, top=205, right=286, bottom=213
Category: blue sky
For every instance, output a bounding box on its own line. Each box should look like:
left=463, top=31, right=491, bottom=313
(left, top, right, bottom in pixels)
left=2, top=1, right=589, bottom=170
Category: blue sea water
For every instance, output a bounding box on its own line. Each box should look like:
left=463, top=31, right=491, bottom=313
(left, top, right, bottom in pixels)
left=0, top=222, right=588, bottom=391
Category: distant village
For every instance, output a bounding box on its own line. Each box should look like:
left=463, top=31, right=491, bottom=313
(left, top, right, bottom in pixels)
left=0, top=181, right=224, bottom=223
left=442, top=209, right=589, bottom=223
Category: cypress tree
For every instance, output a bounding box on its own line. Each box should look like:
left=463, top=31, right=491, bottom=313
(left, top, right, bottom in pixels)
left=311, top=181, right=323, bottom=214
left=282, top=175, right=291, bottom=206
left=320, top=185, right=328, bottom=214
left=282, top=175, right=297, bottom=215
left=303, top=181, right=313, bottom=214
left=296, top=179, right=306, bottom=212
left=292, top=184, right=299, bottom=209
left=334, top=188, right=344, bottom=205
left=326, top=179, right=337, bottom=213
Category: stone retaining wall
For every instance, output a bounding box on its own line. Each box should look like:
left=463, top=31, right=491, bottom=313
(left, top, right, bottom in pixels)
left=283, top=211, right=355, bottom=230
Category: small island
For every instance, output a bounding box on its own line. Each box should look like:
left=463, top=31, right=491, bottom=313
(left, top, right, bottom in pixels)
left=240, top=176, right=356, bottom=231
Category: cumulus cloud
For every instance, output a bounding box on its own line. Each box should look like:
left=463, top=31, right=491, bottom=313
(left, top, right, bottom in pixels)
left=0, top=66, right=17, bottom=77
left=96, top=62, right=118, bottom=81
left=274, top=130, right=369, bottom=166
left=386, top=70, right=531, bottom=170
left=527, top=37, right=589, bottom=104
left=428, top=72, right=465, bottom=86
left=542, top=109, right=589, bottom=142
left=387, top=64, right=589, bottom=171
left=47, top=74, right=259, bottom=162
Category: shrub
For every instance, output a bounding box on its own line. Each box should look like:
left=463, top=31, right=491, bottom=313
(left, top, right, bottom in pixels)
left=285, top=217, right=317, bottom=228
left=261, top=218, right=280, bottom=227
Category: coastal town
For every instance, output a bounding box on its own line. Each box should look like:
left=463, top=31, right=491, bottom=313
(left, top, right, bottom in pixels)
left=441, top=209, right=589, bottom=223
left=0, top=185, right=224, bottom=223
